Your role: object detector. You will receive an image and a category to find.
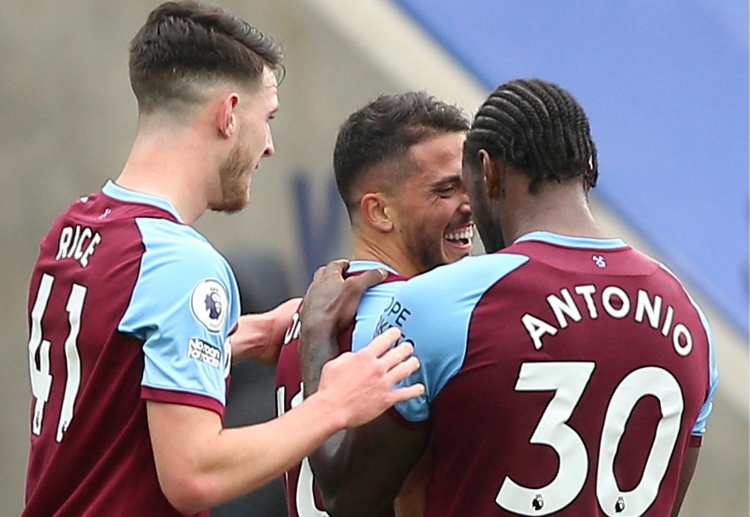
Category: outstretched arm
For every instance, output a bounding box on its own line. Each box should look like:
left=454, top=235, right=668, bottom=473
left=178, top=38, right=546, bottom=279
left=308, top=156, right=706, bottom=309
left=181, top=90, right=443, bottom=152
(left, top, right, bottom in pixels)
left=298, top=260, right=429, bottom=516
left=230, top=297, right=301, bottom=364
left=148, top=326, right=423, bottom=514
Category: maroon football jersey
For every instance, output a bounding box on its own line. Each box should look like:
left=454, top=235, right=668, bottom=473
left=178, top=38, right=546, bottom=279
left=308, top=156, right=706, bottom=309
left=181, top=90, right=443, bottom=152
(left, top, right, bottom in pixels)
left=24, top=182, right=240, bottom=517
left=384, top=232, right=717, bottom=516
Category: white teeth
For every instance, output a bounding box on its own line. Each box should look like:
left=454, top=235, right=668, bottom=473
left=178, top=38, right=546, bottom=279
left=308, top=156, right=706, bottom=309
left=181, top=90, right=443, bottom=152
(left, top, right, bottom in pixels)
left=445, top=225, right=474, bottom=241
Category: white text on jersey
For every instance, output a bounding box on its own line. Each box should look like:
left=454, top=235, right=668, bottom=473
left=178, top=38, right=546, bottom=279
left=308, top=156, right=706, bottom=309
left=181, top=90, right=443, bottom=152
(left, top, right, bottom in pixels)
left=521, top=284, right=693, bottom=356
left=56, top=225, right=102, bottom=267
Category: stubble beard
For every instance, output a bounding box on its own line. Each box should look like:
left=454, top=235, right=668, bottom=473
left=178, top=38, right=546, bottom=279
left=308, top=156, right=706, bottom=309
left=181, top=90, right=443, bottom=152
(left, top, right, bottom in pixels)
left=211, top=143, right=253, bottom=214
left=402, top=224, right=445, bottom=274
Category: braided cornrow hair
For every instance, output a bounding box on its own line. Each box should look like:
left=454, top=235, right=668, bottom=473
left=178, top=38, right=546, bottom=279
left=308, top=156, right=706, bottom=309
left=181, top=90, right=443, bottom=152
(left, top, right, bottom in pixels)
left=464, top=78, right=598, bottom=193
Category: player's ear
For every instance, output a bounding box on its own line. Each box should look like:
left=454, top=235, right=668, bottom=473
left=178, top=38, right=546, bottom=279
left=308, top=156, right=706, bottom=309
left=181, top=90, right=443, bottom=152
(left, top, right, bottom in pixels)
left=217, top=92, right=240, bottom=138
left=361, top=192, right=394, bottom=233
left=480, top=150, right=503, bottom=200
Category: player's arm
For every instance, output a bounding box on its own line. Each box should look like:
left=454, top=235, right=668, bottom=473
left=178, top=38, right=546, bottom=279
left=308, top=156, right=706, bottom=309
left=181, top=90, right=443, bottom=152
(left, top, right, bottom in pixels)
left=230, top=297, right=301, bottom=364
left=298, top=261, right=429, bottom=516
left=147, top=326, right=422, bottom=514
left=393, top=451, right=429, bottom=517
left=671, top=446, right=700, bottom=516
left=308, top=409, right=429, bottom=517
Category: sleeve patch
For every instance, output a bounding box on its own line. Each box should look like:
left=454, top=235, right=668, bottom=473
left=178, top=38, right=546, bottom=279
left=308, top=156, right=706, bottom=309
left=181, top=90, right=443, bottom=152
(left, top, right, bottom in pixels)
left=190, top=279, right=228, bottom=333
left=187, top=338, right=222, bottom=369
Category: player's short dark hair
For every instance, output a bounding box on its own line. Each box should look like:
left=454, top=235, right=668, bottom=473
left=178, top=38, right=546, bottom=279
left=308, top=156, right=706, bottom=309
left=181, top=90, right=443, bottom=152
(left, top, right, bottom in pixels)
left=463, top=78, right=598, bottom=193
left=334, top=91, right=470, bottom=215
left=129, top=1, right=284, bottom=115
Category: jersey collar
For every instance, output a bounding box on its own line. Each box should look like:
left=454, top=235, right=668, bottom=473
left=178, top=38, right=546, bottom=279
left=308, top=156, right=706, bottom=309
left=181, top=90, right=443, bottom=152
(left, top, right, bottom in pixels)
left=514, top=231, right=628, bottom=250
left=347, top=260, right=399, bottom=275
left=102, top=180, right=184, bottom=223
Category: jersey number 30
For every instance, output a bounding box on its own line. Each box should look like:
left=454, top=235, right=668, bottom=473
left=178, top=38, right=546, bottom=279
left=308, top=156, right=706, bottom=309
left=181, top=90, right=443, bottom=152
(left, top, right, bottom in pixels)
left=27, top=273, right=85, bottom=443
left=497, top=361, right=683, bottom=517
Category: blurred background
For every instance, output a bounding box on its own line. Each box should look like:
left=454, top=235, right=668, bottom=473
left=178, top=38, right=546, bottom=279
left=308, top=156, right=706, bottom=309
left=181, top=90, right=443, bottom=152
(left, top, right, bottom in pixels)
left=1, top=1, right=746, bottom=515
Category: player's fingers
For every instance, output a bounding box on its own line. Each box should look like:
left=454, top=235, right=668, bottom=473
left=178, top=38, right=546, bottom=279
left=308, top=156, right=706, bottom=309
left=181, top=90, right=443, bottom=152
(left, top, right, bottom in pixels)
left=379, top=340, right=416, bottom=370
left=388, top=383, right=425, bottom=404
left=385, top=355, right=421, bottom=384
left=310, top=265, right=326, bottom=283
left=359, top=327, right=402, bottom=358
left=310, top=259, right=348, bottom=282
left=325, top=258, right=349, bottom=276
left=346, top=267, right=387, bottom=293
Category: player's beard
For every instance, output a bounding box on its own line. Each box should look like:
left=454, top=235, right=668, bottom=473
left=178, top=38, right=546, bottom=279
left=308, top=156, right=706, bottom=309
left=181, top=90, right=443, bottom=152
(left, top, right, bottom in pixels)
left=211, top=141, right=254, bottom=214
left=401, top=223, right=446, bottom=274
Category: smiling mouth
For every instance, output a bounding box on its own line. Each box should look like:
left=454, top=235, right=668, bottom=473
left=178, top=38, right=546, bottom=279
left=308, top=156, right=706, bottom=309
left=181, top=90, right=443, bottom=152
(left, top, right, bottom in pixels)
left=444, top=224, right=474, bottom=248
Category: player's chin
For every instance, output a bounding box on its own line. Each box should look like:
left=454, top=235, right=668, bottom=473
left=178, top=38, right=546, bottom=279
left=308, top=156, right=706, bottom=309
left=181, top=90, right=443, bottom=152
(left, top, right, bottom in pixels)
left=211, top=192, right=250, bottom=214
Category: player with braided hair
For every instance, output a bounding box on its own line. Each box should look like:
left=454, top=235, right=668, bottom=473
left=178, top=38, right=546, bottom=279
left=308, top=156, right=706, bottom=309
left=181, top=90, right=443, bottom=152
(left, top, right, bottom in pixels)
left=300, top=78, right=718, bottom=516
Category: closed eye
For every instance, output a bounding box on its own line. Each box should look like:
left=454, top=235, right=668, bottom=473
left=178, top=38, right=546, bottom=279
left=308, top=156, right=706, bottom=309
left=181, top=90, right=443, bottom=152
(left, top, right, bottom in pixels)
left=435, top=186, right=456, bottom=197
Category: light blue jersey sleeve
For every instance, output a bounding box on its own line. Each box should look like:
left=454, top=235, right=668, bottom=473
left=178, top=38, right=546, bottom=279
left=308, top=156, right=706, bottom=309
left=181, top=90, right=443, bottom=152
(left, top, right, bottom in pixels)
left=347, top=262, right=404, bottom=353
left=382, top=254, right=528, bottom=422
left=693, top=315, right=719, bottom=436
left=119, top=217, right=241, bottom=408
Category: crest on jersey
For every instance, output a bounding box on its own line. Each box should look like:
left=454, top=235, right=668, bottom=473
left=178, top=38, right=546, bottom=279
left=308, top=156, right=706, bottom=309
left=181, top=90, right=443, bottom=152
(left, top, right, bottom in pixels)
left=190, top=279, right=228, bottom=333
left=592, top=255, right=607, bottom=268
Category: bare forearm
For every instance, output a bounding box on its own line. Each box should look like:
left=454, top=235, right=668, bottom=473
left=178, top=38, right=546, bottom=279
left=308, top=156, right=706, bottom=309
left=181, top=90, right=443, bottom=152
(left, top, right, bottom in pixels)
left=299, top=326, right=427, bottom=514
left=672, top=445, right=700, bottom=517
left=231, top=299, right=301, bottom=364
left=213, top=395, right=346, bottom=499
left=149, top=395, right=345, bottom=513
left=230, top=312, right=273, bottom=363
left=150, top=332, right=422, bottom=514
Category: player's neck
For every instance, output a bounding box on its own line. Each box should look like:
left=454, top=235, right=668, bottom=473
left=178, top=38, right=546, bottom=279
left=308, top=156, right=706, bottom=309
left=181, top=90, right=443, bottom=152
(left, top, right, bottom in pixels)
left=116, top=130, right=216, bottom=224
left=351, top=234, right=417, bottom=278
left=506, top=186, right=605, bottom=243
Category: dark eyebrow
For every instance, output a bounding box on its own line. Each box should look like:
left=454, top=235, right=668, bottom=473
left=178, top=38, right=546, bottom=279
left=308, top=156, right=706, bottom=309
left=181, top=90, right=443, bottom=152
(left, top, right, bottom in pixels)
left=429, top=175, right=462, bottom=190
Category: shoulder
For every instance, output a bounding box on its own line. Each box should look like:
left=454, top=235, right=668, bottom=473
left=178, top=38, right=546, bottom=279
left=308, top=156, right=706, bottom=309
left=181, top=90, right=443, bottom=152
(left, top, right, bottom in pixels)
left=346, top=261, right=407, bottom=316
left=136, top=217, right=233, bottom=284
left=384, top=254, right=529, bottom=352
left=396, top=253, right=530, bottom=307
left=124, top=219, right=239, bottom=332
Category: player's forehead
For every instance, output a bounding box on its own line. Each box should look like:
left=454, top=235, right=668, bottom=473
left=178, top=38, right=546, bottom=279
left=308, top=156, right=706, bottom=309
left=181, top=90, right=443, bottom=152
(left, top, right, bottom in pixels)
left=244, top=67, right=279, bottom=113
left=412, top=130, right=464, bottom=156
left=406, top=132, right=465, bottom=184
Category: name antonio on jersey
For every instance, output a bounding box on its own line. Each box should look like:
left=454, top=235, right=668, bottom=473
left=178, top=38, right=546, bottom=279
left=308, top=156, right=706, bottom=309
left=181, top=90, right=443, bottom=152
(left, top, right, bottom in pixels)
left=522, top=284, right=694, bottom=355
